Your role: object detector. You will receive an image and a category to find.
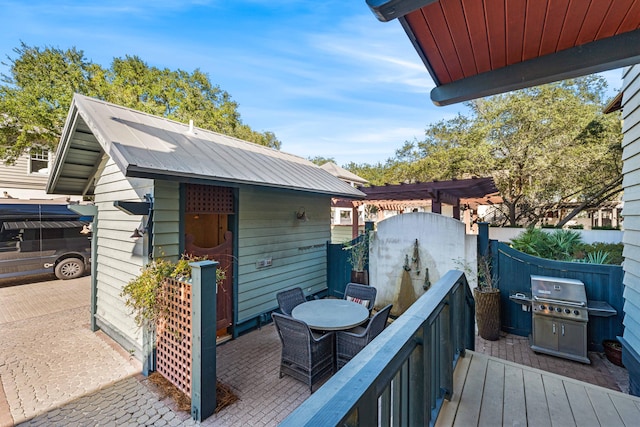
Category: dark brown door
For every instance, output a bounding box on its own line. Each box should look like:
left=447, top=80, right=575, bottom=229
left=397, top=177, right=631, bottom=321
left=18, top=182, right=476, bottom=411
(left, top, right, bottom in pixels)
left=184, top=184, right=234, bottom=334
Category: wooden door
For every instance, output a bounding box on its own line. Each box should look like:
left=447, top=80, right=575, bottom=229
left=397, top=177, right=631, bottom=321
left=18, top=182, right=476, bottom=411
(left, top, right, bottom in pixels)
left=184, top=184, right=234, bottom=333
left=185, top=231, right=233, bottom=331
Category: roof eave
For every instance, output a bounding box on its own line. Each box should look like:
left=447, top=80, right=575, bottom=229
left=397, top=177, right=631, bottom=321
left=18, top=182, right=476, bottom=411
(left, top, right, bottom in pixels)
left=125, top=165, right=366, bottom=199
left=367, top=0, right=437, bottom=22
left=429, top=29, right=640, bottom=106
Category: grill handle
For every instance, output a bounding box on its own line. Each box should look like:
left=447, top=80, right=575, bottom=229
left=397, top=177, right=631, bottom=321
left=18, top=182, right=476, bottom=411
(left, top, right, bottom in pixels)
left=533, top=296, right=586, bottom=307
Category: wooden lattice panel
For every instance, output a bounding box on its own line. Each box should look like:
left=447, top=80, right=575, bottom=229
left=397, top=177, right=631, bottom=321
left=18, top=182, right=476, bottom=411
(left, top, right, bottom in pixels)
left=185, top=184, right=234, bottom=214
left=156, top=277, right=192, bottom=396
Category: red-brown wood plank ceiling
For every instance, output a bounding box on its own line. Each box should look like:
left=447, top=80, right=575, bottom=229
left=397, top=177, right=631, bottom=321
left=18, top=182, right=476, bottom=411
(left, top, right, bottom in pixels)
left=406, top=0, right=640, bottom=85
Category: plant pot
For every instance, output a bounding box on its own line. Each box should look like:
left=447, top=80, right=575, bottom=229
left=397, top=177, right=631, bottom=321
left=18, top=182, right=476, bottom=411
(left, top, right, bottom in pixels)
left=474, top=287, right=501, bottom=341
left=350, top=270, right=369, bottom=285
left=603, top=339, right=624, bottom=367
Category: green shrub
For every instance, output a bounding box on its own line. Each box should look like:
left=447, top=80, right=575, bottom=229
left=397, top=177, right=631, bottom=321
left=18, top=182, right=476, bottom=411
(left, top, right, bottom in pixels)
left=578, top=242, right=624, bottom=265
left=121, top=254, right=225, bottom=328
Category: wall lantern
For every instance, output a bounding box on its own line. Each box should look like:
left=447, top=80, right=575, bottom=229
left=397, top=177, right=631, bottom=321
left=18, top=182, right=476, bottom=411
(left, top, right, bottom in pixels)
left=296, top=207, right=308, bottom=222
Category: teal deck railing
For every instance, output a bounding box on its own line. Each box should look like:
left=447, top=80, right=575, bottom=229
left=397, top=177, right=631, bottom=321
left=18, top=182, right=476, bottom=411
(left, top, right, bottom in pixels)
left=280, top=270, right=475, bottom=426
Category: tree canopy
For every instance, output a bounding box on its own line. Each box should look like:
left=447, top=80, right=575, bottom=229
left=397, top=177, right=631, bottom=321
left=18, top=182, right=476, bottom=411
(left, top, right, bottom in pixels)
left=0, top=43, right=280, bottom=164
left=342, top=76, right=622, bottom=226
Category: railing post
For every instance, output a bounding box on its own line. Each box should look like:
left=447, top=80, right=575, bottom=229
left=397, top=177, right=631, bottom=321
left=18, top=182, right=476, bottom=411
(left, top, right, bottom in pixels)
left=190, top=260, right=218, bottom=421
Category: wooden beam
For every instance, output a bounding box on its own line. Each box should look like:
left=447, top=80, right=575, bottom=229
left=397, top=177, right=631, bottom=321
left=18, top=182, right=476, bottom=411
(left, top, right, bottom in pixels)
left=428, top=29, right=640, bottom=106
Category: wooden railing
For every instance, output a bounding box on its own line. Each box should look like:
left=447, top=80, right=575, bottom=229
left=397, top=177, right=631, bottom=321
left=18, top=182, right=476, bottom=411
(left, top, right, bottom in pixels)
left=280, top=270, right=475, bottom=426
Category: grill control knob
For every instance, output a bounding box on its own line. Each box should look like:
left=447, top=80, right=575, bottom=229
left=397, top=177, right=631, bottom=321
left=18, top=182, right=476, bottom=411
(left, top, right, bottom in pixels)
left=564, top=308, right=571, bottom=314
left=555, top=307, right=562, bottom=313
left=574, top=310, right=580, bottom=316
left=540, top=305, right=546, bottom=310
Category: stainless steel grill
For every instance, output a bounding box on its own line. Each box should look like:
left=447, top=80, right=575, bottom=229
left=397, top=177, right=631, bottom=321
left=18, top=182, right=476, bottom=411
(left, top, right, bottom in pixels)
left=530, top=275, right=590, bottom=364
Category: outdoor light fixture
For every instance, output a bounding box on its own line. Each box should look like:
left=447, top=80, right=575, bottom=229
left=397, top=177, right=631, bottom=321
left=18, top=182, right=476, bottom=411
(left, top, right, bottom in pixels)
left=130, top=227, right=145, bottom=239
left=296, top=207, right=308, bottom=221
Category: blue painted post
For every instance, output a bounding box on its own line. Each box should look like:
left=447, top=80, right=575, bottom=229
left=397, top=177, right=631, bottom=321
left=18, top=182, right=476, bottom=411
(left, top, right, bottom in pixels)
left=190, top=260, right=218, bottom=421
left=477, top=222, right=489, bottom=257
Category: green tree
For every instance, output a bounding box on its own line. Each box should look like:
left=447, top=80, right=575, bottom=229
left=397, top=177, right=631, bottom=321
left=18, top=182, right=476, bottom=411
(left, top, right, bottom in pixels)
left=382, top=76, right=622, bottom=226
left=307, top=156, right=336, bottom=166
left=0, top=43, right=280, bottom=164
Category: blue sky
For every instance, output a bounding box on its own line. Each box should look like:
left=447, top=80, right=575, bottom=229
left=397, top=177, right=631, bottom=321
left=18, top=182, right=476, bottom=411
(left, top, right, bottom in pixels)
left=0, top=0, right=624, bottom=166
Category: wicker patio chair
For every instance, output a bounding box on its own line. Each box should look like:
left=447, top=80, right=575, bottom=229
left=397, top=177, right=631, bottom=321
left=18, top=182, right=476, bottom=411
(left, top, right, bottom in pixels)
left=344, top=283, right=377, bottom=314
left=271, top=313, right=335, bottom=392
left=336, top=304, right=393, bottom=369
left=276, top=287, right=306, bottom=316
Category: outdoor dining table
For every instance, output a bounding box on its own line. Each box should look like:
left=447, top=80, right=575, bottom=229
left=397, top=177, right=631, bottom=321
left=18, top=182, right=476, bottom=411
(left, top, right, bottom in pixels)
left=291, top=299, right=369, bottom=331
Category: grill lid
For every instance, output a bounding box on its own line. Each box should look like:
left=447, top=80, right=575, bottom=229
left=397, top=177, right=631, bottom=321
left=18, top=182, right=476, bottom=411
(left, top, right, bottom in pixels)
left=531, top=275, right=587, bottom=305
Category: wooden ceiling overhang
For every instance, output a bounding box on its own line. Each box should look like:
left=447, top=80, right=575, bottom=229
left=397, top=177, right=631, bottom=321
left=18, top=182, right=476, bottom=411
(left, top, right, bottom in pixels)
left=367, top=0, right=640, bottom=105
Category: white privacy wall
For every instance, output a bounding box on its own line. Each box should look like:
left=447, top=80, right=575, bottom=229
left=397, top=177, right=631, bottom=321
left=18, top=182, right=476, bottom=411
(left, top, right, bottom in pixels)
left=370, top=213, right=476, bottom=309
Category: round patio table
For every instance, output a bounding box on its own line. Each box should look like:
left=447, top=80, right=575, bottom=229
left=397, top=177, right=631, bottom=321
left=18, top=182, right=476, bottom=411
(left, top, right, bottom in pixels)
left=291, top=299, right=369, bottom=331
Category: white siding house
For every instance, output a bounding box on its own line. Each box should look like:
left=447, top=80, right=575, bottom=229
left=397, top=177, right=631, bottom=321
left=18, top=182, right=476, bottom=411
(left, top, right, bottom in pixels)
left=47, top=94, right=364, bottom=361
left=0, top=148, right=83, bottom=201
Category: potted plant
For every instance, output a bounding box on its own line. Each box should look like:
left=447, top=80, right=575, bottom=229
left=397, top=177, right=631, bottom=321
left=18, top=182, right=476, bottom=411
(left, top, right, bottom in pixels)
left=343, top=234, right=369, bottom=285
left=474, top=253, right=501, bottom=341
left=603, top=339, right=624, bottom=367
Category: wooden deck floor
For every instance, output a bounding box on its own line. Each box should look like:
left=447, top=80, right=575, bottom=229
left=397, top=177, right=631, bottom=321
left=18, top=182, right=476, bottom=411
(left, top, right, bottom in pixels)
left=436, top=350, right=640, bottom=426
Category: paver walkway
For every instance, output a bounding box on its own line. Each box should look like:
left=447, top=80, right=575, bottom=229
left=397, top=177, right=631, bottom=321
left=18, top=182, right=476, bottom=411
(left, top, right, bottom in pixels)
left=0, top=277, right=140, bottom=426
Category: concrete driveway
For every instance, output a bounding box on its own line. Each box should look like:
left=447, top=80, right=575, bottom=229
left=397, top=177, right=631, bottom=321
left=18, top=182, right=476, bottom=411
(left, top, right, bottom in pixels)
left=0, top=276, right=141, bottom=426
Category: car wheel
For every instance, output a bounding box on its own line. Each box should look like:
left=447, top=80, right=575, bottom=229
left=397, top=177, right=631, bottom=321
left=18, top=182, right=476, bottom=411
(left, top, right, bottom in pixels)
left=55, top=258, right=85, bottom=280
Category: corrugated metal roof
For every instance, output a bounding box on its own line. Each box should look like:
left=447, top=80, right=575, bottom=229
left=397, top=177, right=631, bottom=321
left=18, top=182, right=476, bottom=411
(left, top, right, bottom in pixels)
left=320, top=162, right=369, bottom=185
left=47, top=94, right=365, bottom=199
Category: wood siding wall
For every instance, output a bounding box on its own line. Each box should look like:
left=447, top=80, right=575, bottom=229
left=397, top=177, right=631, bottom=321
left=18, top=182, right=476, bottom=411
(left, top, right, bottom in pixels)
left=94, top=158, right=153, bottom=355
left=622, top=64, right=640, bottom=388
left=237, top=188, right=331, bottom=323
left=152, top=180, right=180, bottom=261
left=0, top=154, right=50, bottom=190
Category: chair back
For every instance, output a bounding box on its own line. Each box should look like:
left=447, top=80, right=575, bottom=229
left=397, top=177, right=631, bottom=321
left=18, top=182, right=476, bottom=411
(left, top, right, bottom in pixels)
left=344, top=283, right=377, bottom=313
left=272, top=313, right=312, bottom=359
left=276, top=287, right=306, bottom=316
left=365, top=304, right=393, bottom=342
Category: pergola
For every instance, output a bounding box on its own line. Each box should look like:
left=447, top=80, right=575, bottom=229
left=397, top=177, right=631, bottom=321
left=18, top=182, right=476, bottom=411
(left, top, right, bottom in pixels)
left=336, top=176, right=500, bottom=237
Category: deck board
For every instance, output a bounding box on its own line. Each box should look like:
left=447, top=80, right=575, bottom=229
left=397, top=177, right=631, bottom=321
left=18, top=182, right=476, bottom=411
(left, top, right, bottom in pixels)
left=542, top=375, right=574, bottom=426
left=523, top=370, right=551, bottom=426
left=437, top=351, right=640, bottom=426
left=502, top=363, right=526, bottom=426
left=564, top=381, right=598, bottom=426
left=453, top=352, right=487, bottom=426
left=479, top=359, right=504, bottom=426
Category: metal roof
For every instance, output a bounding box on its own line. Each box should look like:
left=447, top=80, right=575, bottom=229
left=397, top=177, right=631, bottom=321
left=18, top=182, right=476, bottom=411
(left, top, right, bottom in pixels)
left=320, top=162, right=369, bottom=184
left=2, top=220, right=87, bottom=231
left=367, top=0, right=640, bottom=106
left=47, top=94, right=365, bottom=199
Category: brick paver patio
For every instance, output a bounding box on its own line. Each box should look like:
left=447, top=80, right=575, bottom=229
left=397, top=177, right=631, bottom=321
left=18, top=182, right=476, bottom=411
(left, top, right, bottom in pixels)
left=0, top=276, right=630, bottom=426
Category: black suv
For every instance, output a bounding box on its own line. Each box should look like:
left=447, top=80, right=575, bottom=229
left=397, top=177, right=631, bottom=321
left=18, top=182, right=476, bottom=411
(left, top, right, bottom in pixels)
left=0, top=202, right=92, bottom=280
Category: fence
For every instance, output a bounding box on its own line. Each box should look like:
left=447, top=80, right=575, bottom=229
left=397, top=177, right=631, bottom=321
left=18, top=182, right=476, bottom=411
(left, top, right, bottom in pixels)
left=156, top=277, right=193, bottom=396
left=153, top=260, right=218, bottom=421
left=327, top=233, right=369, bottom=298
left=280, top=270, right=475, bottom=426
left=493, top=240, right=624, bottom=350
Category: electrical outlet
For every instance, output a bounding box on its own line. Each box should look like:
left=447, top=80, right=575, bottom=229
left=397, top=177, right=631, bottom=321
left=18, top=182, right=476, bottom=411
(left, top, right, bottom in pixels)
left=255, top=258, right=273, bottom=268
